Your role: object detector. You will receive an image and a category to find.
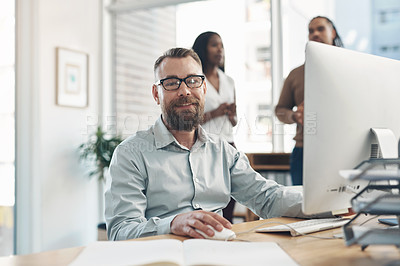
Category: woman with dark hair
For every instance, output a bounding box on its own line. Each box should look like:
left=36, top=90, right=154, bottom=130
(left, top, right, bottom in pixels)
left=192, top=31, right=237, bottom=222
left=275, top=16, right=343, bottom=186
left=192, top=32, right=237, bottom=145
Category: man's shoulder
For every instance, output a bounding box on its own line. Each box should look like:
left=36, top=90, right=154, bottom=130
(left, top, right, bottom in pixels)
left=118, top=127, right=155, bottom=151
left=289, top=64, right=305, bottom=76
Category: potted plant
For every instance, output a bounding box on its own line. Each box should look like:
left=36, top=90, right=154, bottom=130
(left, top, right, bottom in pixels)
left=79, top=126, right=123, bottom=181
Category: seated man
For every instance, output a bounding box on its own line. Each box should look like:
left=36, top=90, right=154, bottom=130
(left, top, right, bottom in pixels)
left=105, top=47, right=324, bottom=241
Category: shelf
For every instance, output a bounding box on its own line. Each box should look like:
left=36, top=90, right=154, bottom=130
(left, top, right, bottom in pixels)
left=342, top=158, right=400, bottom=249
left=344, top=225, right=400, bottom=248
left=246, top=153, right=290, bottom=171
left=352, top=196, right=400, bottom=215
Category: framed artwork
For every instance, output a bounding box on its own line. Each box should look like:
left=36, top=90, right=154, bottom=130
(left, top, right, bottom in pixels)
left=56, top=47, right=88, bottom=108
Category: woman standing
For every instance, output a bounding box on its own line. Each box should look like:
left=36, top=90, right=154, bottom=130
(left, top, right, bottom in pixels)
left=192, top=31, right=237, bottom=222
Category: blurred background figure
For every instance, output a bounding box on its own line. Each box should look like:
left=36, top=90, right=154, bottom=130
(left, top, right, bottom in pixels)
left=192, top=31, right=237, bottom=222
left=275, top=16, right=343, bottom=186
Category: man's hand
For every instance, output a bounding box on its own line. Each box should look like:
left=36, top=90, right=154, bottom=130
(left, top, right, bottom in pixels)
left=292, top=102, right=304, bottom=126
left=170, top=210, right=232, bottom=239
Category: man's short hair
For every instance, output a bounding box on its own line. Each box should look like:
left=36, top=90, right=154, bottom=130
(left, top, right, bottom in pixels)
left=153, top=48, right=202, bottom=74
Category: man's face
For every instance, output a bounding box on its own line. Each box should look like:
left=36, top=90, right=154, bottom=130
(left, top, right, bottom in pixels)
left=152, top=56, right=207, bottom=131
left=308, top=17, right=336, bottom=45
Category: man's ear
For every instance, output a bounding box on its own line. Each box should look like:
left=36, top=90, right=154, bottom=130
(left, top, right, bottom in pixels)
left=152, top=84, right=160, bottom=105
left=202, top=80, right=207, bottom=95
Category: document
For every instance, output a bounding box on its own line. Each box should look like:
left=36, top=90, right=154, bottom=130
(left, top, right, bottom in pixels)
left=69, top=239, right=298, bottom=266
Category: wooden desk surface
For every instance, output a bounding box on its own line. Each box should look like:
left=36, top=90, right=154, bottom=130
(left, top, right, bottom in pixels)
left=1, top=217, right=399, bottom=266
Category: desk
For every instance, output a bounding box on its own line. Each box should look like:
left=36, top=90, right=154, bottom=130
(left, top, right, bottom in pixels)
left=1, top=217, right=399, bottom=266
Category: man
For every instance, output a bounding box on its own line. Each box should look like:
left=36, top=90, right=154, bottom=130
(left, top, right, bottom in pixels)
left=275, top=16, right=344, bottom=185
left=105, top=48, right=313, bottom=241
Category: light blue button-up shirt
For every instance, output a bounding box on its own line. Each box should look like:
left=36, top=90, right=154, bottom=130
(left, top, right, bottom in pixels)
left=105, top=116, right=306, bottom=240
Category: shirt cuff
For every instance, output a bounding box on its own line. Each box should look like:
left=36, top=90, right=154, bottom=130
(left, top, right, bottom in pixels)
left=157, top=215, right=177, bottom=235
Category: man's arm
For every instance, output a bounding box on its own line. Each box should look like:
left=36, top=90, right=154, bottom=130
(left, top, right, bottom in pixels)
left=228, top=147, right=333, bottom=219
left=275, top=73, right=297, bottom=124
left=105, top=145, right=176, bottom=240
left=229, top=150, right=303, bottom=218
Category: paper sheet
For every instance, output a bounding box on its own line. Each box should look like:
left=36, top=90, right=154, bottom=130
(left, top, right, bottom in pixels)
left=69, top=240, right=184, bottom=266
left=183, top=239, right=298, bottom=266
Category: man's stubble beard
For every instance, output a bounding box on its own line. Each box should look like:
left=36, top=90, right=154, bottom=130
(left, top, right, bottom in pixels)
left=162, top=96, right=204, bottom=131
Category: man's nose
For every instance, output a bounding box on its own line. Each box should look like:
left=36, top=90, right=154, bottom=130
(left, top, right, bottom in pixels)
left=177, top=81, right=191, bottom=96
left=312, top=31, right=320, bottom=37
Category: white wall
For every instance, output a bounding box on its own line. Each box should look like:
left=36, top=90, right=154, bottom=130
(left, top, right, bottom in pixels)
left=16, top=0, right=101, bottom=254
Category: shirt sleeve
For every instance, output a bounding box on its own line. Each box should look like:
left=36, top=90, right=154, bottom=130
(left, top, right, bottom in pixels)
left=105, top=144, right=177, bottom=240
left=275, top=70, right=296, bottom=124
left=228, top=146, right=333, bottom=219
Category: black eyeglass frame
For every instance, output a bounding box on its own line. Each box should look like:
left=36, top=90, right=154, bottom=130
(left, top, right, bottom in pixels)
left=155, top=75, right=205, bottom=91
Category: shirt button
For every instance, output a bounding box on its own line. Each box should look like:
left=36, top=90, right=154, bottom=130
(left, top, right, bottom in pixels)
left=194, top=203, right=200, bottom=209
left=194, top=178, right=199, bottom=183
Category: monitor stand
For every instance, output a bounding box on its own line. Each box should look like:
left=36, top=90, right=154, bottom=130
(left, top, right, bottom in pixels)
left=370, top=127, right=399, bottom=192
left=370, top=128, right=398, bottom=159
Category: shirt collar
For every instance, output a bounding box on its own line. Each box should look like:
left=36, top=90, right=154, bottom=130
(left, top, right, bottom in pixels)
left=153, top=116, right=175, bottom=149
left=153, top=115, right=213, bottom=150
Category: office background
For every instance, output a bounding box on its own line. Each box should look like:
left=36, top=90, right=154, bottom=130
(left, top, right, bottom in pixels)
left=0, top=0, right=399, bottom=256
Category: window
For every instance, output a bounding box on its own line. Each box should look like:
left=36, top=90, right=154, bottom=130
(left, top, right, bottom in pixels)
left=112, top=4, right=176, bottom=137
left=0, top=0, right=15, bottom=256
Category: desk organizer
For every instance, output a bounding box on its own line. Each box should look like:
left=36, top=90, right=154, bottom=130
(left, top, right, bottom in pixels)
left=341, top=158, right=400, bottom=251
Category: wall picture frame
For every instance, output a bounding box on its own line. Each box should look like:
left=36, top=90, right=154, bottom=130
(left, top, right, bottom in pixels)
left=56, top=47, right=89, bottom=108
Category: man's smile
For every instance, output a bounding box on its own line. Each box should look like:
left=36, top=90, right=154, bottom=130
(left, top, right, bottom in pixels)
left=171, top=97, right=200, bottom=111
left=175, top=103, right=195, bottom=109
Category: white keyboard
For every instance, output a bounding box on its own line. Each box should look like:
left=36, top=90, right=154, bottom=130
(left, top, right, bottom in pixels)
left=256, top=218, right=350, bottom=236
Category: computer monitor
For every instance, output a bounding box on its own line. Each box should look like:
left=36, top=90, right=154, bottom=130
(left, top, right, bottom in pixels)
left=302, top=41, right=400, bottom=215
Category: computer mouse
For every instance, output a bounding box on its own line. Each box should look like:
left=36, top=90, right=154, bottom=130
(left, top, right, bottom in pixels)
left=195, top=225, right=236, bottom=241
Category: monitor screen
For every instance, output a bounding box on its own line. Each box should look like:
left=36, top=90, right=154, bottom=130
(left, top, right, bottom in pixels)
left=302, top=41, right=400, bottom=215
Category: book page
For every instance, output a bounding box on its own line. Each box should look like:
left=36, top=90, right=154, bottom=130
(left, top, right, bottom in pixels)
left=182, top=239, right=298, bottom=266
left=69, top=240, right=184, bottom=266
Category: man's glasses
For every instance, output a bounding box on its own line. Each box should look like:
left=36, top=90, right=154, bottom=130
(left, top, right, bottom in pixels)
left=156, top=75, right=205, bottom=91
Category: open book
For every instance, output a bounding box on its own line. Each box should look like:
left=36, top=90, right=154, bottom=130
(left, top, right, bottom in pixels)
left=69, top=239, right=298, bottom=266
